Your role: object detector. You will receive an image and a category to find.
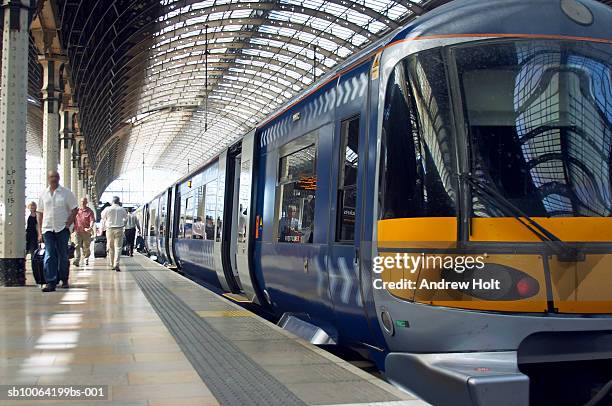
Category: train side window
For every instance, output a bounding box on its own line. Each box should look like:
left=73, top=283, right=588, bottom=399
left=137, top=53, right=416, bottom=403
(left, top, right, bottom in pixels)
left=204, top=180, right=217, bottom=240
left=193, top=185, right=206, bottom=239
left=178, top=194, right=186, bottom=238
left=379, top=50, right=456, bottom=220
left=159, top=199, right=166, bottom=237
left=276, top=139, right=317, bottom=244
left=184, top=196, right=194, bottom=239
left=149, top=206, right=157, bottom=237
left=337, top=116, right=359, bottom=242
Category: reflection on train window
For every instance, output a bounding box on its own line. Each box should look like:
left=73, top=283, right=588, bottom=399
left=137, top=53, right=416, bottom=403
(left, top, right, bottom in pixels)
left=216, top=177, right=224, bottom=242
left=184, top=196, right=194, bottom=239
left=337, top=116, right=359, bottom=241
left=380, top=48, right=457, bottom=220
left=456, top=40, right=612, bottom=217
left=159, top=199, right=166, bottom=237
left=277, top=143, right=317, bottom=243
left=237, top=159, right=251, bottom=244
left=192, top=186, right=206, bottom=239
left=149, top=206, right=157, bottom=237
left=205, top=180, right=217, bottom=240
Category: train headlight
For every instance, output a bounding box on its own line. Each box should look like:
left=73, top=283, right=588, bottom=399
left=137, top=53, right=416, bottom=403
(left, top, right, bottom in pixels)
left=444, top=263, right=540, bottom=301
left=516, top=276, right=540, bottom=298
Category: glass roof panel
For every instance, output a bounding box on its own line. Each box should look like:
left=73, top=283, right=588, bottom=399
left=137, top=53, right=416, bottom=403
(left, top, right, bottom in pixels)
left=109, top=0, right=431, bottom=190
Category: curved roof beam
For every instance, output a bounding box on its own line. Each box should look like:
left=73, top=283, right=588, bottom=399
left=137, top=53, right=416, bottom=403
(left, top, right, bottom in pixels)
left=156, top=2, right=380, bottom=44
left=165, top=0, right=401, bottom=31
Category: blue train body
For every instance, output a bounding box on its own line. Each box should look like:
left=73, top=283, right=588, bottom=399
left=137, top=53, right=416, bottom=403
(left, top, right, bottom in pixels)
left=139, top=1, right=612, bottom=404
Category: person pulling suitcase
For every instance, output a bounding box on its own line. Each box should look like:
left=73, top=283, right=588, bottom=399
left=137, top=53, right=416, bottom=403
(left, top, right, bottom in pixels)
left=37, top=170, right=78, bottom=292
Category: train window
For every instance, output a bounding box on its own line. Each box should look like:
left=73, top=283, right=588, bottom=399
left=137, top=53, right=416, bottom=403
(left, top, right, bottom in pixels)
left=184, top=195, right=194, bottom=239
left=455, top=40, right=612, bottom=217
left=216, top=179, right=224, bottom=242
left=337, top=117, right=359, bottom=241
left=379, top=49, right=457, bottom=220
left=276, top=137, right=317, bottom=244
left=178, top=194, right=186, bottom=238
left=149, top=205, right=157, bottom=237
left=205, top=180, right=217, bottom=240
left=159, top=198, right=166, bottom=237
left=237, top=159, right=251, bottom=244
left=193, top=186, right=206, bottom=239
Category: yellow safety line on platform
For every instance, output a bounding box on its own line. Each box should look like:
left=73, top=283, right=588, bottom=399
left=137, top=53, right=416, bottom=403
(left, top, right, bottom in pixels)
left=222, top=292, right=253, bottom=303
left=196, top=310, right=254, bottom=318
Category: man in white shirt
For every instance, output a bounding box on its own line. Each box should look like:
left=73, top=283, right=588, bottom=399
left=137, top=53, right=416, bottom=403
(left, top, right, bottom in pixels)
left=101, top=196, right=127, bottom=271
left=37, top=170, right=78, bottom=292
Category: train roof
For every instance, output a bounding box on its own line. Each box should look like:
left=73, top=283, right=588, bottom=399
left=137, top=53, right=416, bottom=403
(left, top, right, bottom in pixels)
left=258, top=0, right=612, bottom=130
left=390, top=0, right=612, bottom=43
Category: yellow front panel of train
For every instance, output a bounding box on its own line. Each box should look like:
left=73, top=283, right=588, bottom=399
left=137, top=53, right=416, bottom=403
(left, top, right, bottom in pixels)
left=377, top=217, right=612, bottom=314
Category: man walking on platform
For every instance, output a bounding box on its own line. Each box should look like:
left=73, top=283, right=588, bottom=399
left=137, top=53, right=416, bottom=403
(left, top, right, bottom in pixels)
left=124, top=208, right=139, bottom=257
left=101, top=196, right=127, bottom=272
left=73, top=197, right=96, bottom=266
left=37, top=171, right=78, bottom=292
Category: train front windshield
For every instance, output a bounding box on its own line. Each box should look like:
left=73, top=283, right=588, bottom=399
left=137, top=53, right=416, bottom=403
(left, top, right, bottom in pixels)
left=457, top=40, right=612, bottom=219
left=379, top=39, right=612, bottom=313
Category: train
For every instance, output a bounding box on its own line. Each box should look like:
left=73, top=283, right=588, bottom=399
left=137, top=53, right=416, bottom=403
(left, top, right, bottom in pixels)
left=135, top=0, right=612, bottom=404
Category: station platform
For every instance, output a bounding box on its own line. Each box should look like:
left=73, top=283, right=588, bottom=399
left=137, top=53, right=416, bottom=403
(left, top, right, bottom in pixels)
left=0, top=255, right=423, bottom=406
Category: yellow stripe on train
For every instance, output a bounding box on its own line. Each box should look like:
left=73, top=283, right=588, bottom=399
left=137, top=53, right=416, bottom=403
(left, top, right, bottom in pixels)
left=377, top=217, right=612, bottom=314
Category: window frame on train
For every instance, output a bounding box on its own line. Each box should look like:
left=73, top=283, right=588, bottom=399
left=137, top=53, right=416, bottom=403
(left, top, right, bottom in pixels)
left=378, top=48, right=459, bottom=222
left=336, top=115, right=360, bottom=243
left=274, top=131, right=318, bottom=244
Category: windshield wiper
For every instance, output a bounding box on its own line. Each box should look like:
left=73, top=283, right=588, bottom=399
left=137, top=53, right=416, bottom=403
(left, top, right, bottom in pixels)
left=462, top=173, right=584, bottom=262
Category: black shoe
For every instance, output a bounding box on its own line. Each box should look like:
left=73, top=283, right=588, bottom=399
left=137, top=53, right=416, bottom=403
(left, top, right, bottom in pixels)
left=42, top=284, right=56, bottom=292
left=115, top=266, right=121, bottom=272
left=60, top=281, right=70, bottom=289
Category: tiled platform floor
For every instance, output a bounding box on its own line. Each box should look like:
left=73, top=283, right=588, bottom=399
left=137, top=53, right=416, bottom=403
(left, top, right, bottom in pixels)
left=0, top=254, right=423, bottom=406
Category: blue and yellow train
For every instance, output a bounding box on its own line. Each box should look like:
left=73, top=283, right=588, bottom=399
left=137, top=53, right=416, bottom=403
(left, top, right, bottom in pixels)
left=138, top=0, right=612, bottom=404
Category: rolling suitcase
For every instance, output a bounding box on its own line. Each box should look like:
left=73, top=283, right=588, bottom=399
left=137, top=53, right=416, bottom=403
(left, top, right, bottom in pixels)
left=94, top=236, right=107, bottom=258
left=121, top=235, right=129, bottom=256
left=31, top=245, right=46, bottom=286
left=135, top=236, right=145, bottom=253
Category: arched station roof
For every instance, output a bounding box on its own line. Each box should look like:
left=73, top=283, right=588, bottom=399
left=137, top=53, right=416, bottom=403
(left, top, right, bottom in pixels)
left=54, top=0, right=447, bottom=194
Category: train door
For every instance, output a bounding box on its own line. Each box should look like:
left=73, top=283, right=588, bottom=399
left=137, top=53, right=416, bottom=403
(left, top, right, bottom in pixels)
left=147, top=199, right=158, bottom=256
left=163, top=187, right=174, bottom=265
left=213, top=150, right=242, bottom=292
left=329, top=67, right=380, bottom=349
left=222, top=144, right=244, bottom=294
left=233, top=131, right=260, bottom=302
left=168, top=184, right=181, bottom=268
left=264, top=125, right=335, bottom=335
left=156, top=193, right=168, bottom=263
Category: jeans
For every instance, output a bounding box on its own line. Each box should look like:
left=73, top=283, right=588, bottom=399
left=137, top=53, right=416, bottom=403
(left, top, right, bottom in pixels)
left=43, top=228, right=70, bottom=286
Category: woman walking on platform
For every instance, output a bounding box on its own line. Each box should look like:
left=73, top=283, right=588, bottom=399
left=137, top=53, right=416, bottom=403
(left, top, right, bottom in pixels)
left=25, top=201, right=38, bottom=256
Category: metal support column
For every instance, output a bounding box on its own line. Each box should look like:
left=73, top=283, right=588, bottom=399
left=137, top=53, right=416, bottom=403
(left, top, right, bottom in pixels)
left=38, top=56, right=63, bottom=183
left=71, top=139, right=79, bottom=197
left=0, top=0, right=30, bottom=286
left=59, top=106, right=76, bottom=191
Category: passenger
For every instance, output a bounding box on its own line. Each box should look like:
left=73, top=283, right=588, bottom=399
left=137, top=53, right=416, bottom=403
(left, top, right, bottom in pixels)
left=101, top=196, right=128, bottom=272
left=279, top=205, right=300, bottom=242
left=124, top=208, right=139, bottom=257
left=37, top=170, right=78, bottom=292
left=25, top=201, right=38, bottom=256
left=73, top=197, right=96, bottom=267
left=238, top=204, right=247, bottom=243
